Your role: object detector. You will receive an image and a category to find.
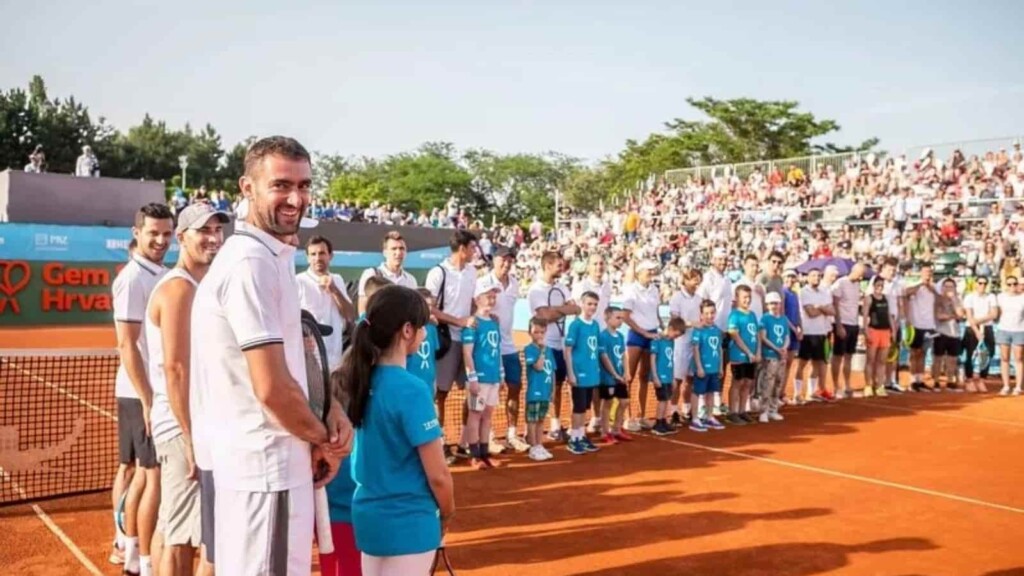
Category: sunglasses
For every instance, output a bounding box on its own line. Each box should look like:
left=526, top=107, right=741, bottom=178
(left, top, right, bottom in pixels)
left=1009, top=282, right=1019, bottom=287
left=978, top=280, right=988, bottom=286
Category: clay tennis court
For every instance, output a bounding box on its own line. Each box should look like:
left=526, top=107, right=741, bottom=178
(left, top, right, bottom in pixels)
left=2, top=330, right=1023, bottom=575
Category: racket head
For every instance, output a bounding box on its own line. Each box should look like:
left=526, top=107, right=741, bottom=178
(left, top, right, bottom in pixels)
left=301, top=311, right=332, bottom=424
left=115, top=491, right=127, bottom=535
left=974, top=343, right=991, bottom=372
left=547, top=286, right=566, bottom=336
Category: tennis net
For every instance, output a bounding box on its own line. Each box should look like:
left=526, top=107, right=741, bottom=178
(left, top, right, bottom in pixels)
left=0, top=349, right=119, bottom=506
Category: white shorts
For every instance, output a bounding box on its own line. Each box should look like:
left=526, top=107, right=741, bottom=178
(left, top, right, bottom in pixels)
left=155, top=436, right=202, bottom=547
left=215, top=482, right=314, bottom=576
left=362, top=550, right=435, bottom=576
left=468, top=383, right=500, bottom=411
left=673, top=337, right=693, bottom=381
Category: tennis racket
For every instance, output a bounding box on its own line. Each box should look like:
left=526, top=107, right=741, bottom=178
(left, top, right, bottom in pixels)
left=114, top=491, right=127, bottom=537
left=548, top=285, right=567, bottom=337
left=301, top=310, right=335, bottom=555
left=974, top=341, right=991, bottom=373
left=431, top=546, right=456, bottom=575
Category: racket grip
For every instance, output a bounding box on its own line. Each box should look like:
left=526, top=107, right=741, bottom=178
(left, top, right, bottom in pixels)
left=314, top=486, right=334, bottom=554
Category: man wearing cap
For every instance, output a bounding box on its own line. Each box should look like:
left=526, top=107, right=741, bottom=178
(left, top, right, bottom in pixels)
left=573, top=254, right=612, bottom=432
left=357, top=230, right=418, bottom=314
left=487, top=246, right=531, bottom=452
left=697, top=248, right=733, bottom=415
left=145, top=203, right=228, bottom=576
left=296, top=236, right=356, bottom=371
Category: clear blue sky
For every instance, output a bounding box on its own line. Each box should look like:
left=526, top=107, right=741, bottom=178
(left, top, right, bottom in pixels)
left=2, top=0, right=1022, bottom=163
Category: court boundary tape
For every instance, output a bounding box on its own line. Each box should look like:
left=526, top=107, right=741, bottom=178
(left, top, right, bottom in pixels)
left=647, top=435, right=1024, bottom=515
left=0, top=470, right=104, bottom=576
left=1, top=358, right=117, bottom=421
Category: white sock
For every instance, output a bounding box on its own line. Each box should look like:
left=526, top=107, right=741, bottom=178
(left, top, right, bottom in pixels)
left=683, top=403, right=691, bottom=415
left=589, top=415, right=600, bottom=427
left=713, top=392, right=722, bottom=406
left=507, top=426, right=517, bottom=439
left=140, top=556, right=152, bottom=576
left=794, top=379, right=803, bottom=398
left=809, top=378, right=818, bottom=395
left=124, top=537, right=139, bottom=570
left=550, top=417, right=560, bottom=431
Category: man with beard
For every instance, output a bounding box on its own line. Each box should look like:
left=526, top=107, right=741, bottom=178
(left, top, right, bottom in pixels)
left=191, top=136, right=352, bottom=575
left=145, top=203, right=228, bottom=576
left=111, top=202, right=173, bottom=575
left=297, top=236, right=357, bottom=371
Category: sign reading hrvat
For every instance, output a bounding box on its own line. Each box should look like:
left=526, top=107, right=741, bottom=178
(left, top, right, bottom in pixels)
left=0, top=261, right=123, bottom=325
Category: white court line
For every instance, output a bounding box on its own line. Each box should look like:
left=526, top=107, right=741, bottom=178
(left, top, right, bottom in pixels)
left=647, top=435, right=1024, bottom=515
left=1, top=359, right=117, bottom=422
left=854, top=398, right=1024, bottom=428
left=0, top=470, right=104, bottom=576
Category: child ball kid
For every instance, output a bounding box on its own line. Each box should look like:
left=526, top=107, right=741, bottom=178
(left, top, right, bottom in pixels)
left=757, top=292, right=790, bottom=423
left=524, top=317, right=556, bottom=461
left=462, top=278, right=505, bottom=470
left=564, top=291, right=603, bottom=455
left=727, top=285, right=761, bottom=425
left=406, top=288, right=440, bottom=393
left=650, top=317, right=686, bottom=436
left=690, top=300, right=726, bottom=432
left=321, top=370, right=362, bottom=576
left=598, top=306, right=632, bottom=443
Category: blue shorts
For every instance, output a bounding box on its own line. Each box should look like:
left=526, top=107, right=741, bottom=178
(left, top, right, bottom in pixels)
left=788, top=332, right=801, bottom=352
left=996, top=330, right=1024, bottom=347
left=551, top=349, right=568, bottom=384
left=627, top=329, right=653, bottom=350
left=502, top=353, right=522, bottom=386
left=693, top=373, right=722, bottom=395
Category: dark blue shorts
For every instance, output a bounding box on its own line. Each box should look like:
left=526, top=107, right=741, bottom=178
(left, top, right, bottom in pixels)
left=502, top=353, right=522, bottom=386
left=627, top=329, right=653, bottom=350
left=552, top=348, right=568, bottom=384
left=654, top=382, right=673, bottom=401
left=693, top=373, right=722, bottom=395
left=788, top=331, right=801, bottom=352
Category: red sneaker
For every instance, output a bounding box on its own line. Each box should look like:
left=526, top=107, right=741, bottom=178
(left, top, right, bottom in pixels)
left=601, top=433, right=619, bottom=445
left=613, top=431, right=633, bottom=442
left=822, top=389, right=836, bottom=401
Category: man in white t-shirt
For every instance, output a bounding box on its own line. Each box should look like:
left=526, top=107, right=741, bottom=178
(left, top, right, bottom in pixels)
left=487, top=246, right=530, bottom=452
left=669, top=268, right=702, bottom=424
left=110, top=202, right=172, bottom=574
left=145, top=203, right=227, bottom=576
left=830, top=263, right=865, bottom=398
left=796, top=268, right=836, bottom=402
left=879, top=257, right=907, bottom=393
left=191, top=137, right=351, bottom=575
left=426, top=229, right=479, bottom=460
left=528, top=251, right=581, bottom=440
left=904, top=262, right=938, bottom=392
left=572, top=254, right=612, bottom=431
left=356, top=231, right=418, bottom=313
left=296, top=236, right=356, bottom=371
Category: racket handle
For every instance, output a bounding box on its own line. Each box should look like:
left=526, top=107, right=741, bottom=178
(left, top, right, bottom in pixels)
left=314, top=486, right=334, bottom=554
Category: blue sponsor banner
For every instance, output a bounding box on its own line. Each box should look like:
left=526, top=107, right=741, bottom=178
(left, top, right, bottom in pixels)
left=0, top=223, right=448, bottom=269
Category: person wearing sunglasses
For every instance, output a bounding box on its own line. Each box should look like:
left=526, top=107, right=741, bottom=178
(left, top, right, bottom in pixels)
left=963, top=278, right=998, bottom=392
left=995, top=275, right=1024, bottom=396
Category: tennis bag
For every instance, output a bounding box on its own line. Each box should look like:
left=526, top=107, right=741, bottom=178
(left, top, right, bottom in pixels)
left=434, top=265, right=452, bottom=359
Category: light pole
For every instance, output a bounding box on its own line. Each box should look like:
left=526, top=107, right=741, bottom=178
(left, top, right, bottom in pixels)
left=179, top=155, right=189, bottom=192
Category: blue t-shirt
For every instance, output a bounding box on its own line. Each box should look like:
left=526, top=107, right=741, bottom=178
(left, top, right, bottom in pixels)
left=783, top=288, right=801, bottom=330
left=727, top=309, right=760, bottom=363
left=523, top=343, right=555, bottom=401
left=650, top=338, right=675, bottom=385
left=351, top=365, right=443, bottom=557
left=691, top=325, right=723, bottom=375
left=406, top=323, right=439, bottom=390
left=760, top=313, right=791, bottom=360
left=599, top=329, right=626, bottom=385
left=461, top=317, right=502, bottom=384
left=326, top=456, right=356, bottom=524
left=565, top=317, right=601, bottom=387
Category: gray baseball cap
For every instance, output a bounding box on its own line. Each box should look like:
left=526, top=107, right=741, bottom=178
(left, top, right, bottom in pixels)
left=175, top=203, right=230, bottom=234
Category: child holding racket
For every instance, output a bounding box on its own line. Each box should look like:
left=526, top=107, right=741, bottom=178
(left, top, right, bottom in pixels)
left=343, top=285, right=454, bottom=575
left=462, top=278, right=505, bottom=470
left=407, top=288, right=440, bottom=393
left=650, top=317, right=686, bottom=436
left=524, top=317, right=556, bottom=461
left=321, top=369, right=362, bottom=576
left=598, top=306, right=631, bottom=443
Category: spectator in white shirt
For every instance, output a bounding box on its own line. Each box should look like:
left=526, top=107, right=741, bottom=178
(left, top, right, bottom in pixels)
left=622, top=260, right=663, bottom=430
left=963, top=277, right=997, bottom=392
left=76, top=145, right=100, bottom=177
left=796, top=268, right=836, bottom=402
left=357, top=231, right=418, bottom=313
left=995, top=275, right=1024, bottom=396
left=904, top=262, right=939, bottom=391
left=296, top=236, right=356, bottom=371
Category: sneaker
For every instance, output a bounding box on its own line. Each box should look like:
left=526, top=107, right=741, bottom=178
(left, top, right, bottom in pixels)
left=758, top=412, right=769, bottom=424
left=741, top=413, right=757, bottom=423
left=822, top=389, right=836, bottom=402
left=586, top=419, right=599, bottom=435
left=718, top=404, right=730, bottom=416
left=541, top=446, right=555, bottom=460
left=875, top=386, right=888, bottom=397
left=885, top=383, right=904, bottom=394
left=911, top=382, right=930, bottom=393
left=726, top=414, right=747, bottom=426
left=651, top=422, right=670, bottom=436
left=470, top=458, right=489, bottom=471
left=547, top=428, right=566, bottom=442
left=528, top=446, right=546, bottom=461
left=862, top=385, right=874, bottom=398
left=640, top=418, right=655, bottom=430
left=965, top=381, right=978, bottom=393
left=581, top=436, right=600, bottom=452
left=811, top=391, right=827, bottom=403
left=689, top=420, right=708, bottom=432
left=946, top=383, right=963, bottom=393
left=699, top=406, right=709, bottom=420
left=489, top=438, right=506, bottom=455
left=601, top=433, right=619, bottom=445
left=704, top=417, right=725, bottom=430
left=567, top=439, right=587, bottom=455
left=108, top=545, right=124, bottom=565
left=482, top=456, right=502, bottom=469
left=769, top=411, right=784, bottom=422
left=999, top=385, right=1011, bottom=396
left=624, top=419, right=642, bottom=432
left=671, top=412, right=683, bottom=427
left=613, top=431, right=634, bottom=442
left=507, top=435, right=531, bottom=453
left=1014, top=387, right=1023, bottom=396
left=454, top=445, right=472, bottom=460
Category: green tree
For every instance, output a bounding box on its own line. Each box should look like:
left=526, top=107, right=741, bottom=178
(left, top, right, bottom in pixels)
left=463, top=150, right=579, bottom=225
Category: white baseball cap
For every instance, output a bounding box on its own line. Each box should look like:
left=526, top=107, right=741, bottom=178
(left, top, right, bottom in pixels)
left=712, top=248, right=729, bottom=259
left=474, top=277, right=501, bottom=298
left=765, top=292, right=782, bottom=304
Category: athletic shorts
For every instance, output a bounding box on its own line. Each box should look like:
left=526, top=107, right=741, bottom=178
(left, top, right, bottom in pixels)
left=731, top=362, right=757, bottom=380
left=996, top=330, right=1024, bottom=347
left=501, top=353, right=523, bottom=386
left=788, top=330, right=801, bottom=352
left=467, top=383, right=500, bottom=411
left=798, top=334, right=827, bottom=361
left=117, top=398, right=158, bottom=468
left=673, top=337, right=693, bottom=380
left=599, top=382, right=629, bottom=400
left=551, top=349, right=568, bottom=384
left=525, top=401, right=549, bottom=423
left=626, top=329, right=654, bottom=350
left=435, top=342, right=466, bottom=392
left=910, top=327, right=935, bottom=350
left=933, top=334, right=962, bottom=357
left=156, top=436, right=202, bottom=547
left=833, top=324, right=860, bottom=356
left=693, top=373, right=722, bottom=395
left=866, top=327, right=892, bottom=349
left=571, top=386, right=595, bottom=414
left=654, top=382, right=673, bottom=401
left=216, top=483, right=313, bottom=576
left=198, top=468, right=215, bottom=563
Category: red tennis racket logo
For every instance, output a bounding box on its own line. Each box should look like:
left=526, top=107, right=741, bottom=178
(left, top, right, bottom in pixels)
left=0, top=261, right=30, bottom=315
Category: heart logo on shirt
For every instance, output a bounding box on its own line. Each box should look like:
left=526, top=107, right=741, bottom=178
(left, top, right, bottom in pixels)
left=486, top=331, right=499, bottom=357
left=587, top=335, right=599, bottom=360
left=613, top=345, right=623, bottom=360
left=773, top=325, right=785, bottom=339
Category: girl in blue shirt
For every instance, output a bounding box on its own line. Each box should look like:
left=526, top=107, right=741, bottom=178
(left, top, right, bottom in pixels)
left=342, top=285, right=454, bottom=575
left=461, top=279, right=504, bottom=470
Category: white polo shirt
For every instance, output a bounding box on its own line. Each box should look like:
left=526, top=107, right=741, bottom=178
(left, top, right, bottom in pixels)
left=357, top=264, right=417, bottom=296
left=831, top=276, right=862, bottom=326
left=528, top=279, right=571, bottom=350
left=425, top=258, right=477, bottom=341
left=145, top=269, right=196, bottom=445
left=296, top=269, right=351, bottom=371
left=112, top=254, right=167, bottom=400
left=800, top=285, right=833, bottom=336
left=697, top=268, right=733, bottom=332
left=573, top=277, right=612, bottom=329
left=488, top=272, right=519, bottom=355
left=622, top=281, right=661, bottom=332
left=191, top=221, right=310, bottom=492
